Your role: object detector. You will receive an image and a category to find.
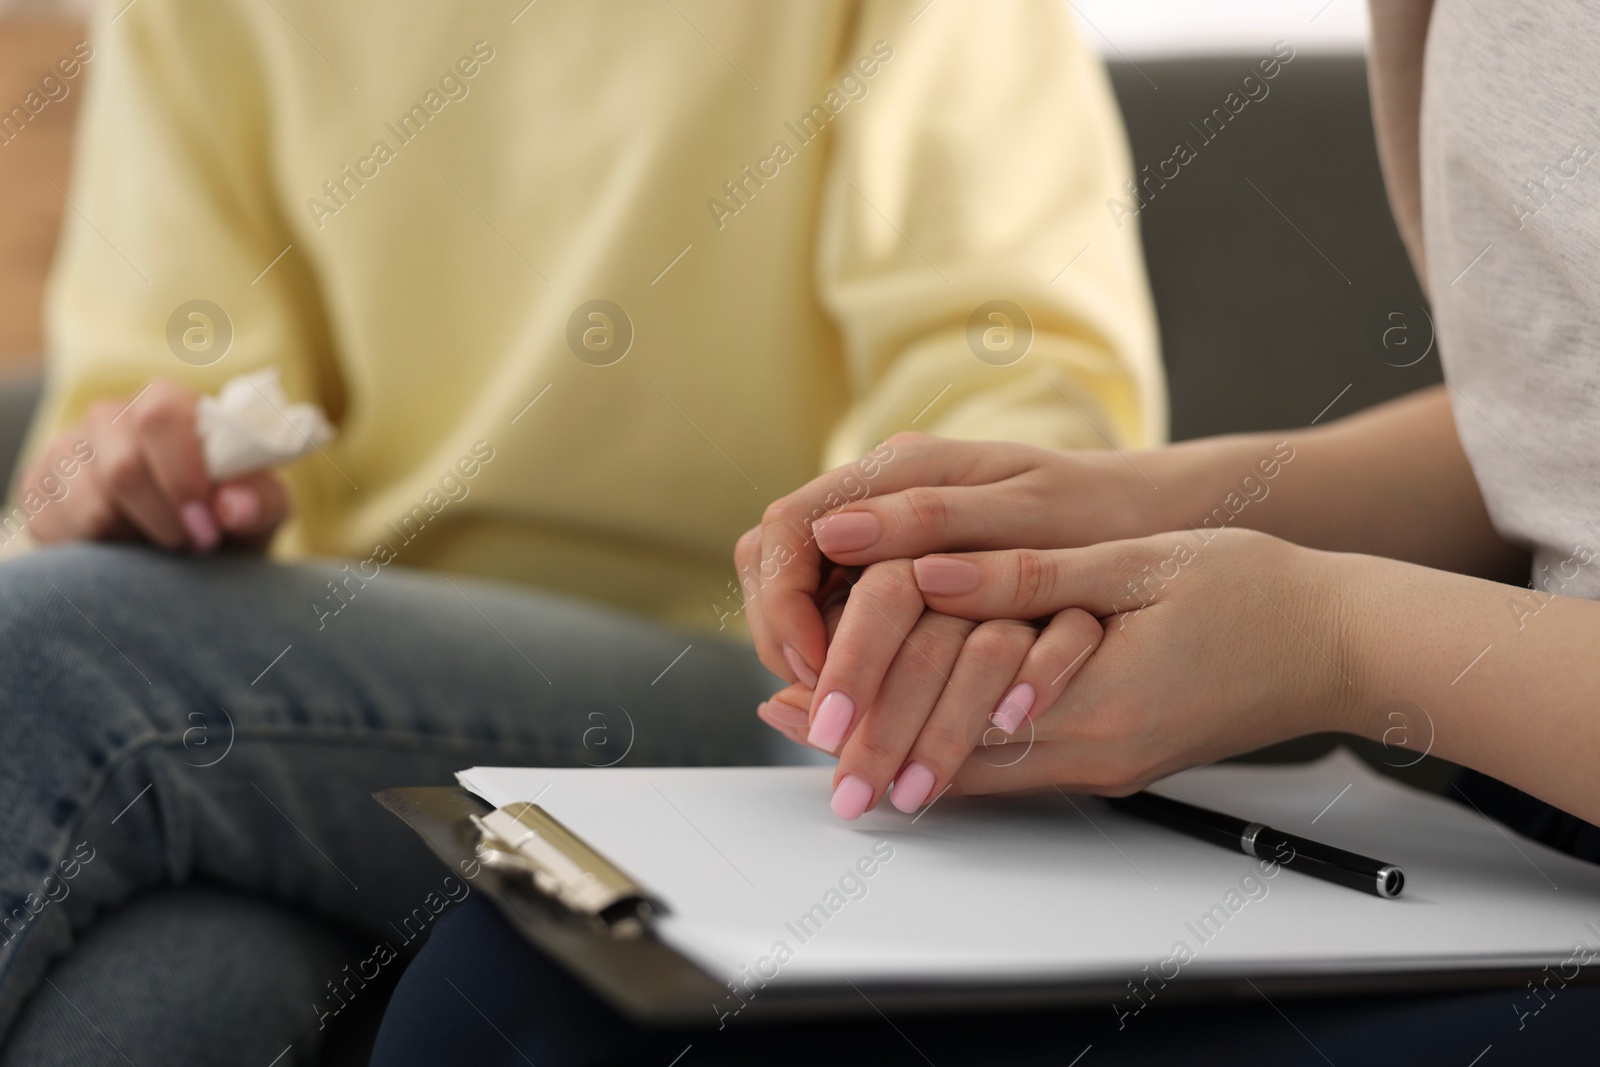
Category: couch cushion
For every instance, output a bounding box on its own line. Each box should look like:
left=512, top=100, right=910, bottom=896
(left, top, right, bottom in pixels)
left=1108, top=55, right=1439, bottom=441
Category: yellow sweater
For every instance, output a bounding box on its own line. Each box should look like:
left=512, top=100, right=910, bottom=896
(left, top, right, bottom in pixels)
left=24, top=0, right=1163, bottom=631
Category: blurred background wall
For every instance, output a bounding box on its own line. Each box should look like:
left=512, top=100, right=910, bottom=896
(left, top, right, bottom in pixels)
left=0, top=0, right=88, bottom=384
left=1072, top=0, right=1368, bottom=56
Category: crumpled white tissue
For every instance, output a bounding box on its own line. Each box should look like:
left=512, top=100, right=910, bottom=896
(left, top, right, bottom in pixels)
left=196, top=369, right=335, bottom=482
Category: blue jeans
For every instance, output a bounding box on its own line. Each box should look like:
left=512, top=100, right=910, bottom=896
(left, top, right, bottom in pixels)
left=0, top=543, right=783, bottom=1065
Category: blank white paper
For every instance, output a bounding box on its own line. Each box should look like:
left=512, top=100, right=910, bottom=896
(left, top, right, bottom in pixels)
left=459, top=750, right=1600, bottom=986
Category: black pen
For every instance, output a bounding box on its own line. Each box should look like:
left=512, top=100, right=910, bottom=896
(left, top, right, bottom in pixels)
left=1107, top=790, right=1405, bottom=899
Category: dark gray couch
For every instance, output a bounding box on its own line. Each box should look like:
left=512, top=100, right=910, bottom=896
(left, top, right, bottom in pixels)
left=1108, top=56, right=1436, bottom=441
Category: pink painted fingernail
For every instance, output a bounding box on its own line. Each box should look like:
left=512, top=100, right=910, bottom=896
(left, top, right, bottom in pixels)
left=782, top=644, right=820, bottom=688
left=891, top=761, right=936, bottom=813
left=912, top=556, right=982, bottom=596
left=180, top=501, right=220, bottom=552
left=763, top=700, right=810, bottom=729
left=814, top=512, right=881, bottom=554
left=991, top=682, right=1036, bottom=735
left=807, top=691, right=855, bottom=753
left=831, top=774, right=874, bottom=820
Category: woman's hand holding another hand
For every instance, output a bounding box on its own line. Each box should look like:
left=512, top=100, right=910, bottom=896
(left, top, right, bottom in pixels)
left=779, top=529, right=1355, bottom=816
left=735, top=431, right=1173, bottom=690
left=739, top=429, right=1358, bottom=815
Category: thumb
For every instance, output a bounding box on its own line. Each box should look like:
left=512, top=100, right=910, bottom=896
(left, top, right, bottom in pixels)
left=212, top=469, right=291, bottom=547
left=910, top=541, right=1172, bottom=621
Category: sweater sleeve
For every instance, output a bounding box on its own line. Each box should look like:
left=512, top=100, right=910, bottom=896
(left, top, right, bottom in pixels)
left=815, top=0, right=1165, bottom=470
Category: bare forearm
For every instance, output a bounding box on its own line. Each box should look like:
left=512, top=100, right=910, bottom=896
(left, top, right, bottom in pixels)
left=1141, top=386, right=1526, bottom=581
left=1328, top=549, right=1600, bottom=826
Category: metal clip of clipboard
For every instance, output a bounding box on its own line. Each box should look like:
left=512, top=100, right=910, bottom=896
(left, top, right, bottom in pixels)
left=470, top=802, right=665, bottom=939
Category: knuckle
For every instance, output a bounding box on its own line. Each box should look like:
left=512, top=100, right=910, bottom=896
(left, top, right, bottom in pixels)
left=1037, top=649, right=1082, bottom=688
left=923, top=611, right=977, bottom=641
left=963, top=619, right=1030, bottom=664
left=847, top=727, right=907, bottom=770
left=905, top=614, right=974, bottom=666
left=885, top=430, right=931, bottom=453
left=894, top=640, right=955, bottom=687
left=991, top=617, right=1037, bottom=641
left=1042, top=612, right=1100, bottom=669
left=1224, top=526, right=1271, bottom=549
left=899, top=486, right=949, bottom=538
left=858, top=559, right=919, bottom=611
left=734, top=526, right=762, bottom=562
left=760, top=498, right=793, bottom=528
left=818, top=644, right=877, bottom=687
left=1012, top=549, right=1052, bottom=612
left=101, top=449, right=144, bottom=495
left=915, top=720, right=974, bottom=769
left=133, top=390, right=188, bottom=435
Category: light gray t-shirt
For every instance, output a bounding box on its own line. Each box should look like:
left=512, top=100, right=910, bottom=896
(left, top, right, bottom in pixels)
left=1422, top=0, right=1600, bottom=599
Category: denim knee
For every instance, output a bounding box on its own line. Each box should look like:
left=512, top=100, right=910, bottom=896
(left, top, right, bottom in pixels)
left=0, top=544, right=188, bottom=787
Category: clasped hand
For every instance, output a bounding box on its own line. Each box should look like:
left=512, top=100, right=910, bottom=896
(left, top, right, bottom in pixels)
left=737, top=434, right=1354, bottom=819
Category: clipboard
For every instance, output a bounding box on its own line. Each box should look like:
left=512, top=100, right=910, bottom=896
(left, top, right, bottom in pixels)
left=374, top=784, right=1596, bottom=1026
